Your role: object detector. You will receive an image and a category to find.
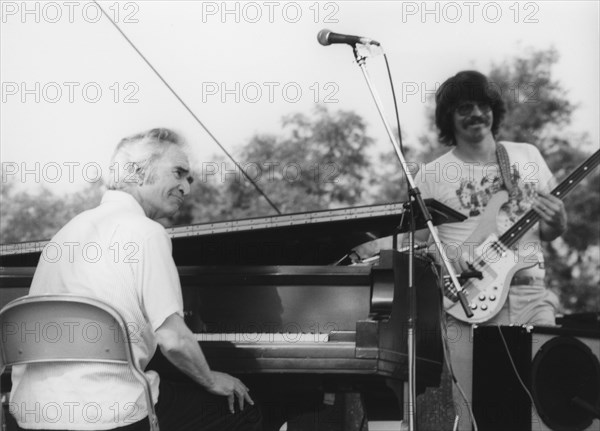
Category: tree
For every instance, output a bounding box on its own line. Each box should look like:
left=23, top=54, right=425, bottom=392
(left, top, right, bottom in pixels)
left=371, top=143, right=418, bottom=203
left=372, top=104, right=452, bottom=204
left=0, top=179, right=105, bottom=243
left=2, top=106, right=377, bottom=239
left=490, top=47, right=576, bottom=146
left=166, top=106, right=377, bottom=225
left=220, top=105, right=375, bottom=219
left=490, top=48, right=599, bottom=314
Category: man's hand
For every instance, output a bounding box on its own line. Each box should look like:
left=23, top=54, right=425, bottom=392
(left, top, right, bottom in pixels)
left=533, top=191, right=567, bottom=241
left=427, top=242, right=472, bottom=274
left=156, top=314, right=254, bottom=414
left=207, top=371, right=254, bottom=413
left=454, top=254, right=474, bottom=275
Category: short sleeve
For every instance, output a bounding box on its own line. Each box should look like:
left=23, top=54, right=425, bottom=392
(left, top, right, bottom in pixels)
left=530, top=145, right=555, bottom=192
left=138, top=229, right=184, bottom=331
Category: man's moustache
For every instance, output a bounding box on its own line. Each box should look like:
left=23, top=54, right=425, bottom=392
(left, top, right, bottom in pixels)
left=465, top=116, right=490, bottom=127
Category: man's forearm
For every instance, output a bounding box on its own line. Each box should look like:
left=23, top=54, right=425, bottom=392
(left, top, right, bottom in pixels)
left=534, top=191, right=567, bottom=242
left=160, top=333, right=215, bottom=388
left=156, top=314, right=215, bottom=389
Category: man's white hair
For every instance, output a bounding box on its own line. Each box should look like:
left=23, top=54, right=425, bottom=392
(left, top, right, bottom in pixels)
left=108, top=128, right=185, bottom=190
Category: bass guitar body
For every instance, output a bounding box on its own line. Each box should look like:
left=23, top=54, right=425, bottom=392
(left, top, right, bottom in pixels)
left=443, top=149, right=599, bottom=323
left=443, top=190, right=539, bottom=323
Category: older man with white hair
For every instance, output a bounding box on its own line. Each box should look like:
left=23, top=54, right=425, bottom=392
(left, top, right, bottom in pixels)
left=10, top=128, right=261, bottom=431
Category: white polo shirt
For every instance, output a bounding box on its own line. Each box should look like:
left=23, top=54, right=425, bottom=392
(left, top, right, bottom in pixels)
left=10, top=190, right=184, bottom=430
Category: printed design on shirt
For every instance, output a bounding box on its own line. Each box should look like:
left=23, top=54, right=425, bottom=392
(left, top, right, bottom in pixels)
left=454, top=161, right=544, bottom=269
left=455, top=174, right=503, bottom=216
left=499, top=179, right=537, bottom=224
left=455, top=164, right=537, bottom=221
left=497, top=167, right=539, bottom=239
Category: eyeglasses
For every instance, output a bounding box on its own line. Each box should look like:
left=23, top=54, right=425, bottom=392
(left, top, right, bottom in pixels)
left=455, top=101, right=492, bottom=116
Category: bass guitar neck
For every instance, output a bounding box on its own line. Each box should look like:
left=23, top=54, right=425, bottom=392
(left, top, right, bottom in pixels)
left=445, top=149, right=600, bottom=323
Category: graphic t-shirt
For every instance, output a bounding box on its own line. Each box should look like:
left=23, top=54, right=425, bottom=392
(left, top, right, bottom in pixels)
left=414, top=141, right=555, bottom=278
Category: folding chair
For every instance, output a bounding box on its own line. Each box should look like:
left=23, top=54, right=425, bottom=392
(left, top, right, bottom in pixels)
left=0, top=294, right=159, bottom=431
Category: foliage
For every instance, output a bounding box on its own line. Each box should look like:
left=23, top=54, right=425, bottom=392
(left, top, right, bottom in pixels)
left=491, top=49, right=599, bottom=314
left=0, top=106, right=377, bottom=243
left=371, top=143, right=418, bottom=203
left=171, top=105, right=375, bottom=223
left=0, top=180, right=105, bottom=244
left=490, top=47, right=575, bottom=146
left=372, top=105, right=450, bottom=204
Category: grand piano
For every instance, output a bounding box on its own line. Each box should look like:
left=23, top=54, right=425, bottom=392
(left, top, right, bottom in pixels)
left=0, top=200, right=465, bottom=430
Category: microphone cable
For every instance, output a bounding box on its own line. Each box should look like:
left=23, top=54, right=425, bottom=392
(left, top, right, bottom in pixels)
left=383, top=53, right=405, bottom=156
left=495, top=325, right=542, bottom=423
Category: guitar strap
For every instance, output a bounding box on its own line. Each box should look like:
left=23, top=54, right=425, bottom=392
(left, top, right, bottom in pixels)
left=496, top=142, right=517, bottom=198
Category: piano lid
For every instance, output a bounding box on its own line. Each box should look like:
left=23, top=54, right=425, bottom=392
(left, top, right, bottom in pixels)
left=0, top=199, right=465, bottom=266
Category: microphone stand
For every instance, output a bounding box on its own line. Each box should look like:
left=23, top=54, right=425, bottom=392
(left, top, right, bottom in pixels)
left=350, top=44, right=473, bottom=431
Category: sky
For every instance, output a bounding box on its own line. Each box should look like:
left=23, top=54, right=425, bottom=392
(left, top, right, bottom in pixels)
left=1, top=0, right=599, bottom=195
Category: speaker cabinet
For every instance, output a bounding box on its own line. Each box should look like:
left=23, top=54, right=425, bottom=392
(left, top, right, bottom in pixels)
left=473, top=325, right=600, bottom=431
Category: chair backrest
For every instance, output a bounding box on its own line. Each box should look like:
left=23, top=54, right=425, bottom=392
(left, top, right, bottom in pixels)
left=0, top=294, right=159, bottom=430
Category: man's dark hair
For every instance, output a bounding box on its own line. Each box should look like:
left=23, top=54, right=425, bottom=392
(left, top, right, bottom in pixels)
left=435, top=70, right=506, bottom=146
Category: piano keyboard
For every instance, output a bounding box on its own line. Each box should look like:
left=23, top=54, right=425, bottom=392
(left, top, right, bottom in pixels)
left=195, top=333, right=330, bottom=343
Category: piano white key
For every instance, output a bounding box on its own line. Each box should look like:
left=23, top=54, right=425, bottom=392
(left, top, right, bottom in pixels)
left=195, top=333, right=330, bottom=343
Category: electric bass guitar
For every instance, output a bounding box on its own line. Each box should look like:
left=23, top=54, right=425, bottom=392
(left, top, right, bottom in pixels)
left=444, top=149, right=600, bottom=323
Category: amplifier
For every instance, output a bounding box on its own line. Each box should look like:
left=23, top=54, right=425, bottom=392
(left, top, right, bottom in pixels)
left=472, top=325, right=600, bottom=431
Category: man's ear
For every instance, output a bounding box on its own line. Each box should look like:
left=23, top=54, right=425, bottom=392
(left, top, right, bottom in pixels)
left=124, top=162, right=144, bottom=185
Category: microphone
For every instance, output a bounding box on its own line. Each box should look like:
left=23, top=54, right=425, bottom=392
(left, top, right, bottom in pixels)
left=317, top=29, right=380, bottom=47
